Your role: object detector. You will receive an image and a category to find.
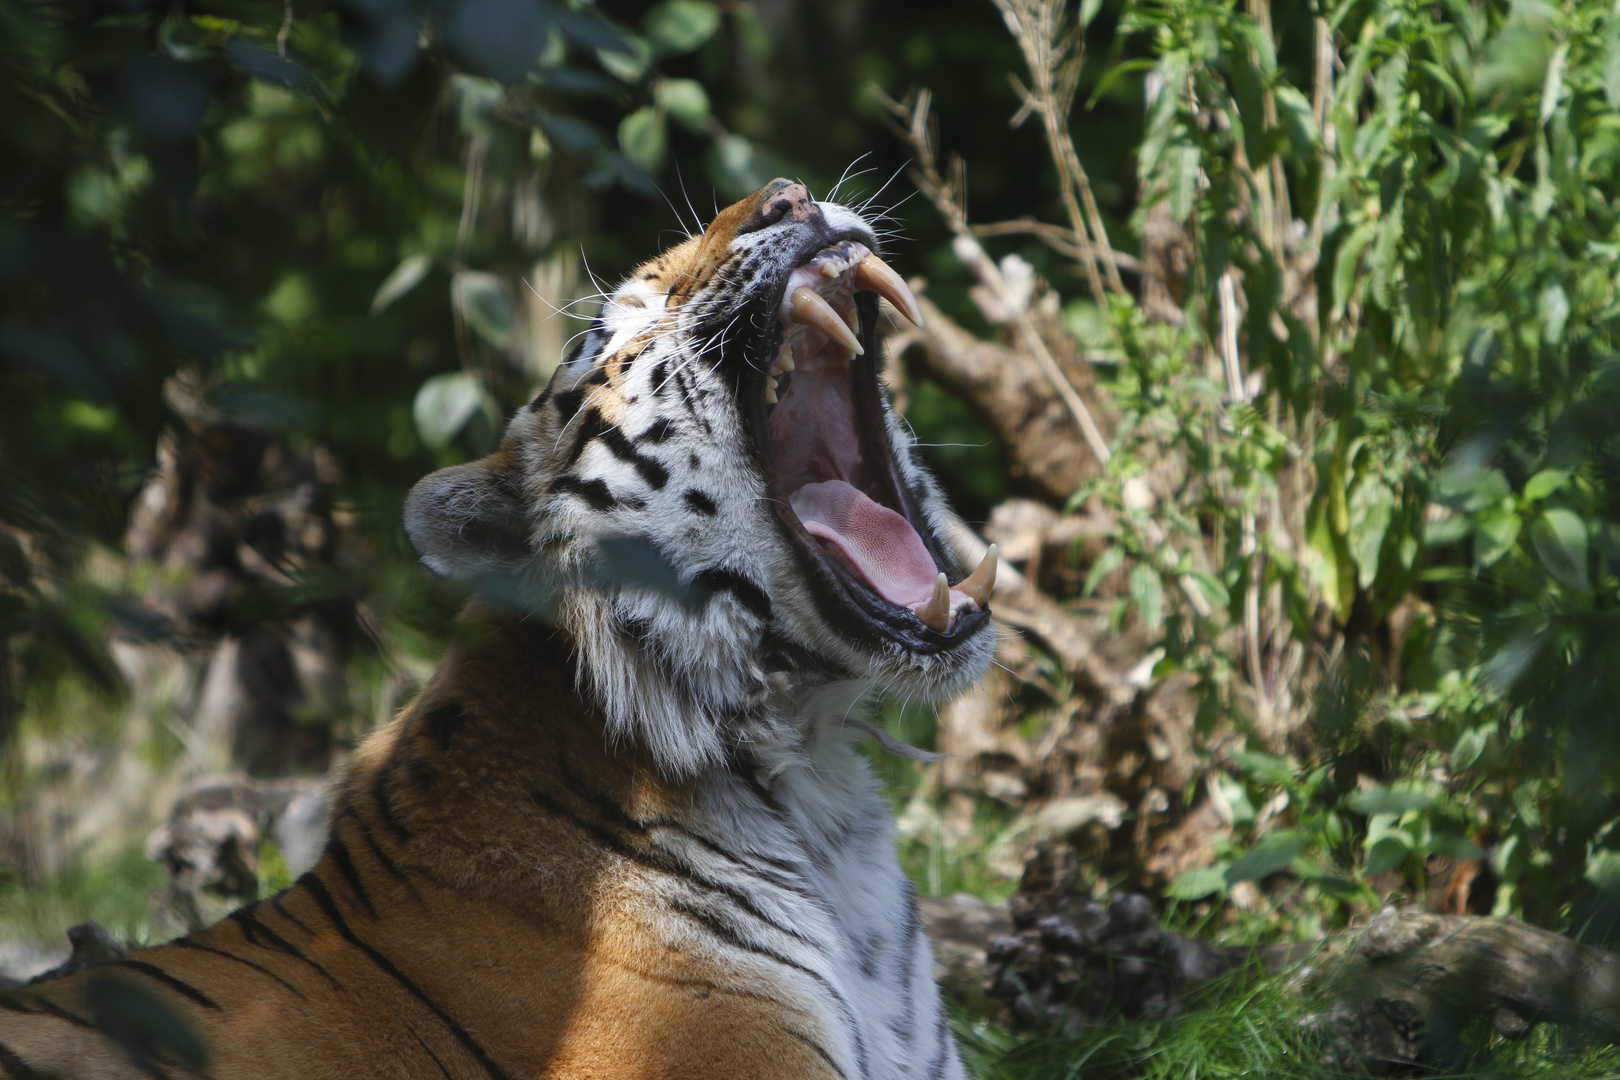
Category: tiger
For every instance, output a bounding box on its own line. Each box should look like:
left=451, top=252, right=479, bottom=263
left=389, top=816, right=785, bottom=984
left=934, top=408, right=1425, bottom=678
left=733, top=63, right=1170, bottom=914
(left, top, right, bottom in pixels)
left=0, top=178, right=1000, bottom=1079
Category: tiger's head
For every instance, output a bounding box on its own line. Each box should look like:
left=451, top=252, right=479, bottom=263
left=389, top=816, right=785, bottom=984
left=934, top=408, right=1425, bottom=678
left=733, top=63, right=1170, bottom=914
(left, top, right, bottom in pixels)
left=405, top=179, right=997, bottom=775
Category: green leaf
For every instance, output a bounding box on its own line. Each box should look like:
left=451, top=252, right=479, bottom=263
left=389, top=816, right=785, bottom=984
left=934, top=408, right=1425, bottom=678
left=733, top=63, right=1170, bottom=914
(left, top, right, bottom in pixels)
left=597, top=36, right=651, bottom=81
left=1129, top=562, right=1164, bottom=631
left=1365, top=835, right=1410, bottom=876
left=1451, top=725, right=1491, bottom=771
left=1522, top=469, right=1568, bottom=501
left=618, top=107, right=667, bottom=173
left=370, top=253, right=432, bottom=315
left=1273, top=84, right=1316, bottom=160
left=1078, top=0, right=1104, bottom=28
left=643, top=0, right=720, bottom=56
left=414, top=372, right=493, bottom=451
left=1230, top=750, right=1296, bottom=788
left=1531, top=507, right=1589, bottom=590
left=1225, top=831, right=1305, bottom=884
left=1345, top=786, right=1439, bottom=815
left=1167, top=142, right=1200, bottom=222
left=1189, top=569, right=1229, bottom=611
left=1539, top=282, right=1570, bottom=345
left=1433, top=464, right=1510, bottom=512
left=1083, top=544, right=1125, bottom=596
left=1167, top=865, right=1228, bottom=900
left=451, top=271, right=514, bottom=347
left=1588, top=849, right=1620, bottom=890
left=1606, top=18, right=1620, bottom=109
left=1348, top=481, right=1394, bottom=590
left=1472, top=505, right=1520, bottom=569
left=1087, top=58, right=1157, bottom=110
left=655, top=78, right=710, bottom=132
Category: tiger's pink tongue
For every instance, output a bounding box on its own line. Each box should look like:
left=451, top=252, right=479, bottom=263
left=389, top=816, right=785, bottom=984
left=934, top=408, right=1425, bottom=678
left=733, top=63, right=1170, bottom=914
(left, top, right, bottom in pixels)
left=791, top=480, right=967, bottom=609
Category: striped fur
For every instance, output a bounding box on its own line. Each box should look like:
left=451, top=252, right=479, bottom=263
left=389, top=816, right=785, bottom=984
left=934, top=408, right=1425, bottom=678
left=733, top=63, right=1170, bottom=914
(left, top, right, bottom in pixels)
left=0, top=180, right=988, bottom=1079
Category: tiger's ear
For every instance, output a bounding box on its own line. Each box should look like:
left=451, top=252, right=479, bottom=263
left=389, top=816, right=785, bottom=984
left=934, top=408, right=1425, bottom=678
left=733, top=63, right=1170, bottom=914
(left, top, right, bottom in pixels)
left=403, top=452, right=532, bottom=579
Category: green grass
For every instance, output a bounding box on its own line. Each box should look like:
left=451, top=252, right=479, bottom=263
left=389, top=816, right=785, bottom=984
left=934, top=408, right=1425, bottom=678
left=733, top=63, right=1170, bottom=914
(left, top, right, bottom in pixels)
left=953, top=975, right=1620, bottom=1080
left=0, top=843, right=164, bottom=949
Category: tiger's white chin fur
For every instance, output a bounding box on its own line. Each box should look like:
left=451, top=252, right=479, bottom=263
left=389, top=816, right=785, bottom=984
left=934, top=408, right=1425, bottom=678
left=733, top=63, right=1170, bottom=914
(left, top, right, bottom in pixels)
left=405, top=179, right=996, bottom=779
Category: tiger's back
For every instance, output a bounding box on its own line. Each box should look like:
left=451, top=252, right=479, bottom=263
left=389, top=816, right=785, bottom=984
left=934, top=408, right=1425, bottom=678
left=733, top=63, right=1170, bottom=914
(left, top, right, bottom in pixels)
left=2, top=179, right=993, bottom=1079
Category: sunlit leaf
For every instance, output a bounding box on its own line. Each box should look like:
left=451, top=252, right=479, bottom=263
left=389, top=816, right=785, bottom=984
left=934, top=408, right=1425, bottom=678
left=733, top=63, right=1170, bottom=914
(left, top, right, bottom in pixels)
left=1167, top=865, right=1228, bottom=900
left=1345, top=786, right=1439, bottom=815
left=618, top=106, right=667, bottom=173
left=1129, top=562, right=1164, bottom=631
left=655, top=78, right=710, bottom=131
left=1523, top=469, right=1568, bottom=502
left=414, top=372, right=494, bottom=451
left=1530, top=507, right=1589, bottom=590
left=452, top=271, right=514, bottom=347
left=1225, top=831, right=1304, bottom=884
left=371, top=253, right=432, bottom=315
left=643, top=0, right=719, bottom=56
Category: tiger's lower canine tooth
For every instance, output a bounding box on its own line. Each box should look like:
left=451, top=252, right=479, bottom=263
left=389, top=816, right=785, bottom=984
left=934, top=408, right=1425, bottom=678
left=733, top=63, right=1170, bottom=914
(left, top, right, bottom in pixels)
left=853, top=254, right=924, bottom=328
left=955, top=543, right=998, bottom=608
left=790, top=286, right=864, bottom=355
left=914, top=572, right=951, bottom=632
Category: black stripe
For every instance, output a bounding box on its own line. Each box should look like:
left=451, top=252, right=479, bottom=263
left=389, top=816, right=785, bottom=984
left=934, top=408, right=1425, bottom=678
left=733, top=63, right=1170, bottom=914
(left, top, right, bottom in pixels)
left=561, top=408, right=612, bottom=471
left=173, top=938, right=305, bottom=1000
left=421, top=700, right=467, bottom=752
left=0, top=998, right=31, bottom=1017
left=580, top=366, right=609, bottom=387
left=551, top=475, right=619, bottom=512
left=649, top=359, right=670, bottom=395
left=346, top=809, right=420, bottom=897
left=638, top=417, right=677, bottom=443
left=530, top=780, right=818, bottom=949
left=598, top=427, right=669, bottom=489
left=325, top=837, right=378, bottom=920
left=525, top=385, right=551, bottom=413
left=693, top=565, right=772, bottom=621
left=772, top=1022, right=848, bottom=1080
left=302, top=874, right=513, bottom=1080
left=552, top=387, right=586, bottom=423
left=117, top=960, right=221, bottom=1011
left=550, top=761, right=826, bottom=911
left=0, top=1038, right=35, bottom=1078
left=230, top=908, right=341, bottom=990
left=373, top=756, right=413, bottom=844
left=269, top=891, right=313, bottom=936
left=683, top=489, right=718, bottom=516
left=411, top=1030, right=455, bottom=1080
left=667, top=899, right=870, bottom=1079
left=31, top=999, right=94, bottom=1029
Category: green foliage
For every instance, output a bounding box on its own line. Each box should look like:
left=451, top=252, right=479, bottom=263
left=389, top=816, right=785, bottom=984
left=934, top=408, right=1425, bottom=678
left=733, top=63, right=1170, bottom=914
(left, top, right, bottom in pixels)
left=1080, top=0, right=1620, bottom=933
left=956, top=977, right=1620, bottom=1079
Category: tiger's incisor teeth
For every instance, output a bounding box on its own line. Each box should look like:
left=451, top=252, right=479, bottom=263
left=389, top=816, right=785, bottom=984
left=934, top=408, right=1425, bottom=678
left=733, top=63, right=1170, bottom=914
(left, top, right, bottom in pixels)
left=914, top=572, right=951, bottom=632
left=770, top=345, right=795, bottom=377
left=790, top=286, right=864, bottom=356
left=955, top=543, right=997, bottom=608
left=764, top=376, right=778, bottom=404
left=853, top=254, right=924, bottom=328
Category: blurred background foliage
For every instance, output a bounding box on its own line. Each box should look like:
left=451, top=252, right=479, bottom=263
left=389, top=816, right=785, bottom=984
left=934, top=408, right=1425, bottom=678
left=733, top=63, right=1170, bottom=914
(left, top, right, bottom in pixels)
left=7, top=0, right=1620, bottom=1072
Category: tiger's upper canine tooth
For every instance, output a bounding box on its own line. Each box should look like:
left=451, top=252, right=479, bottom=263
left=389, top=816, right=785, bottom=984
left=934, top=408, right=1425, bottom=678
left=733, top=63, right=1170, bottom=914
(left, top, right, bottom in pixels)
left=790, top=286, right=864, bottom=356
left=954, top=543, right=998, bottom=608
left=853, top=254, right=924, bottom=328
left=914, top=572, right=951, bottom=632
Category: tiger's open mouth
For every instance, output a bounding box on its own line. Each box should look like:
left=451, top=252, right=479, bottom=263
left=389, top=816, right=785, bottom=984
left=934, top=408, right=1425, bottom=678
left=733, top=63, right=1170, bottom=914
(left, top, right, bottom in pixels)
left=750, top=240, right=994, bottom=645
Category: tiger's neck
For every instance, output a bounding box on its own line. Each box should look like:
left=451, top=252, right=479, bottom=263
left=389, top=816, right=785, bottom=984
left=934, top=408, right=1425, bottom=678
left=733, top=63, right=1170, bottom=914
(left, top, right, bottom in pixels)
left=338, top=606, right=889, bottom=892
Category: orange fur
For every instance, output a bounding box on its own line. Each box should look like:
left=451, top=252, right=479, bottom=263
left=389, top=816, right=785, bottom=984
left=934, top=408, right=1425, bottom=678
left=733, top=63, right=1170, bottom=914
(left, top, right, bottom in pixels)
left=1, top=612, right=842, bottom=1079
